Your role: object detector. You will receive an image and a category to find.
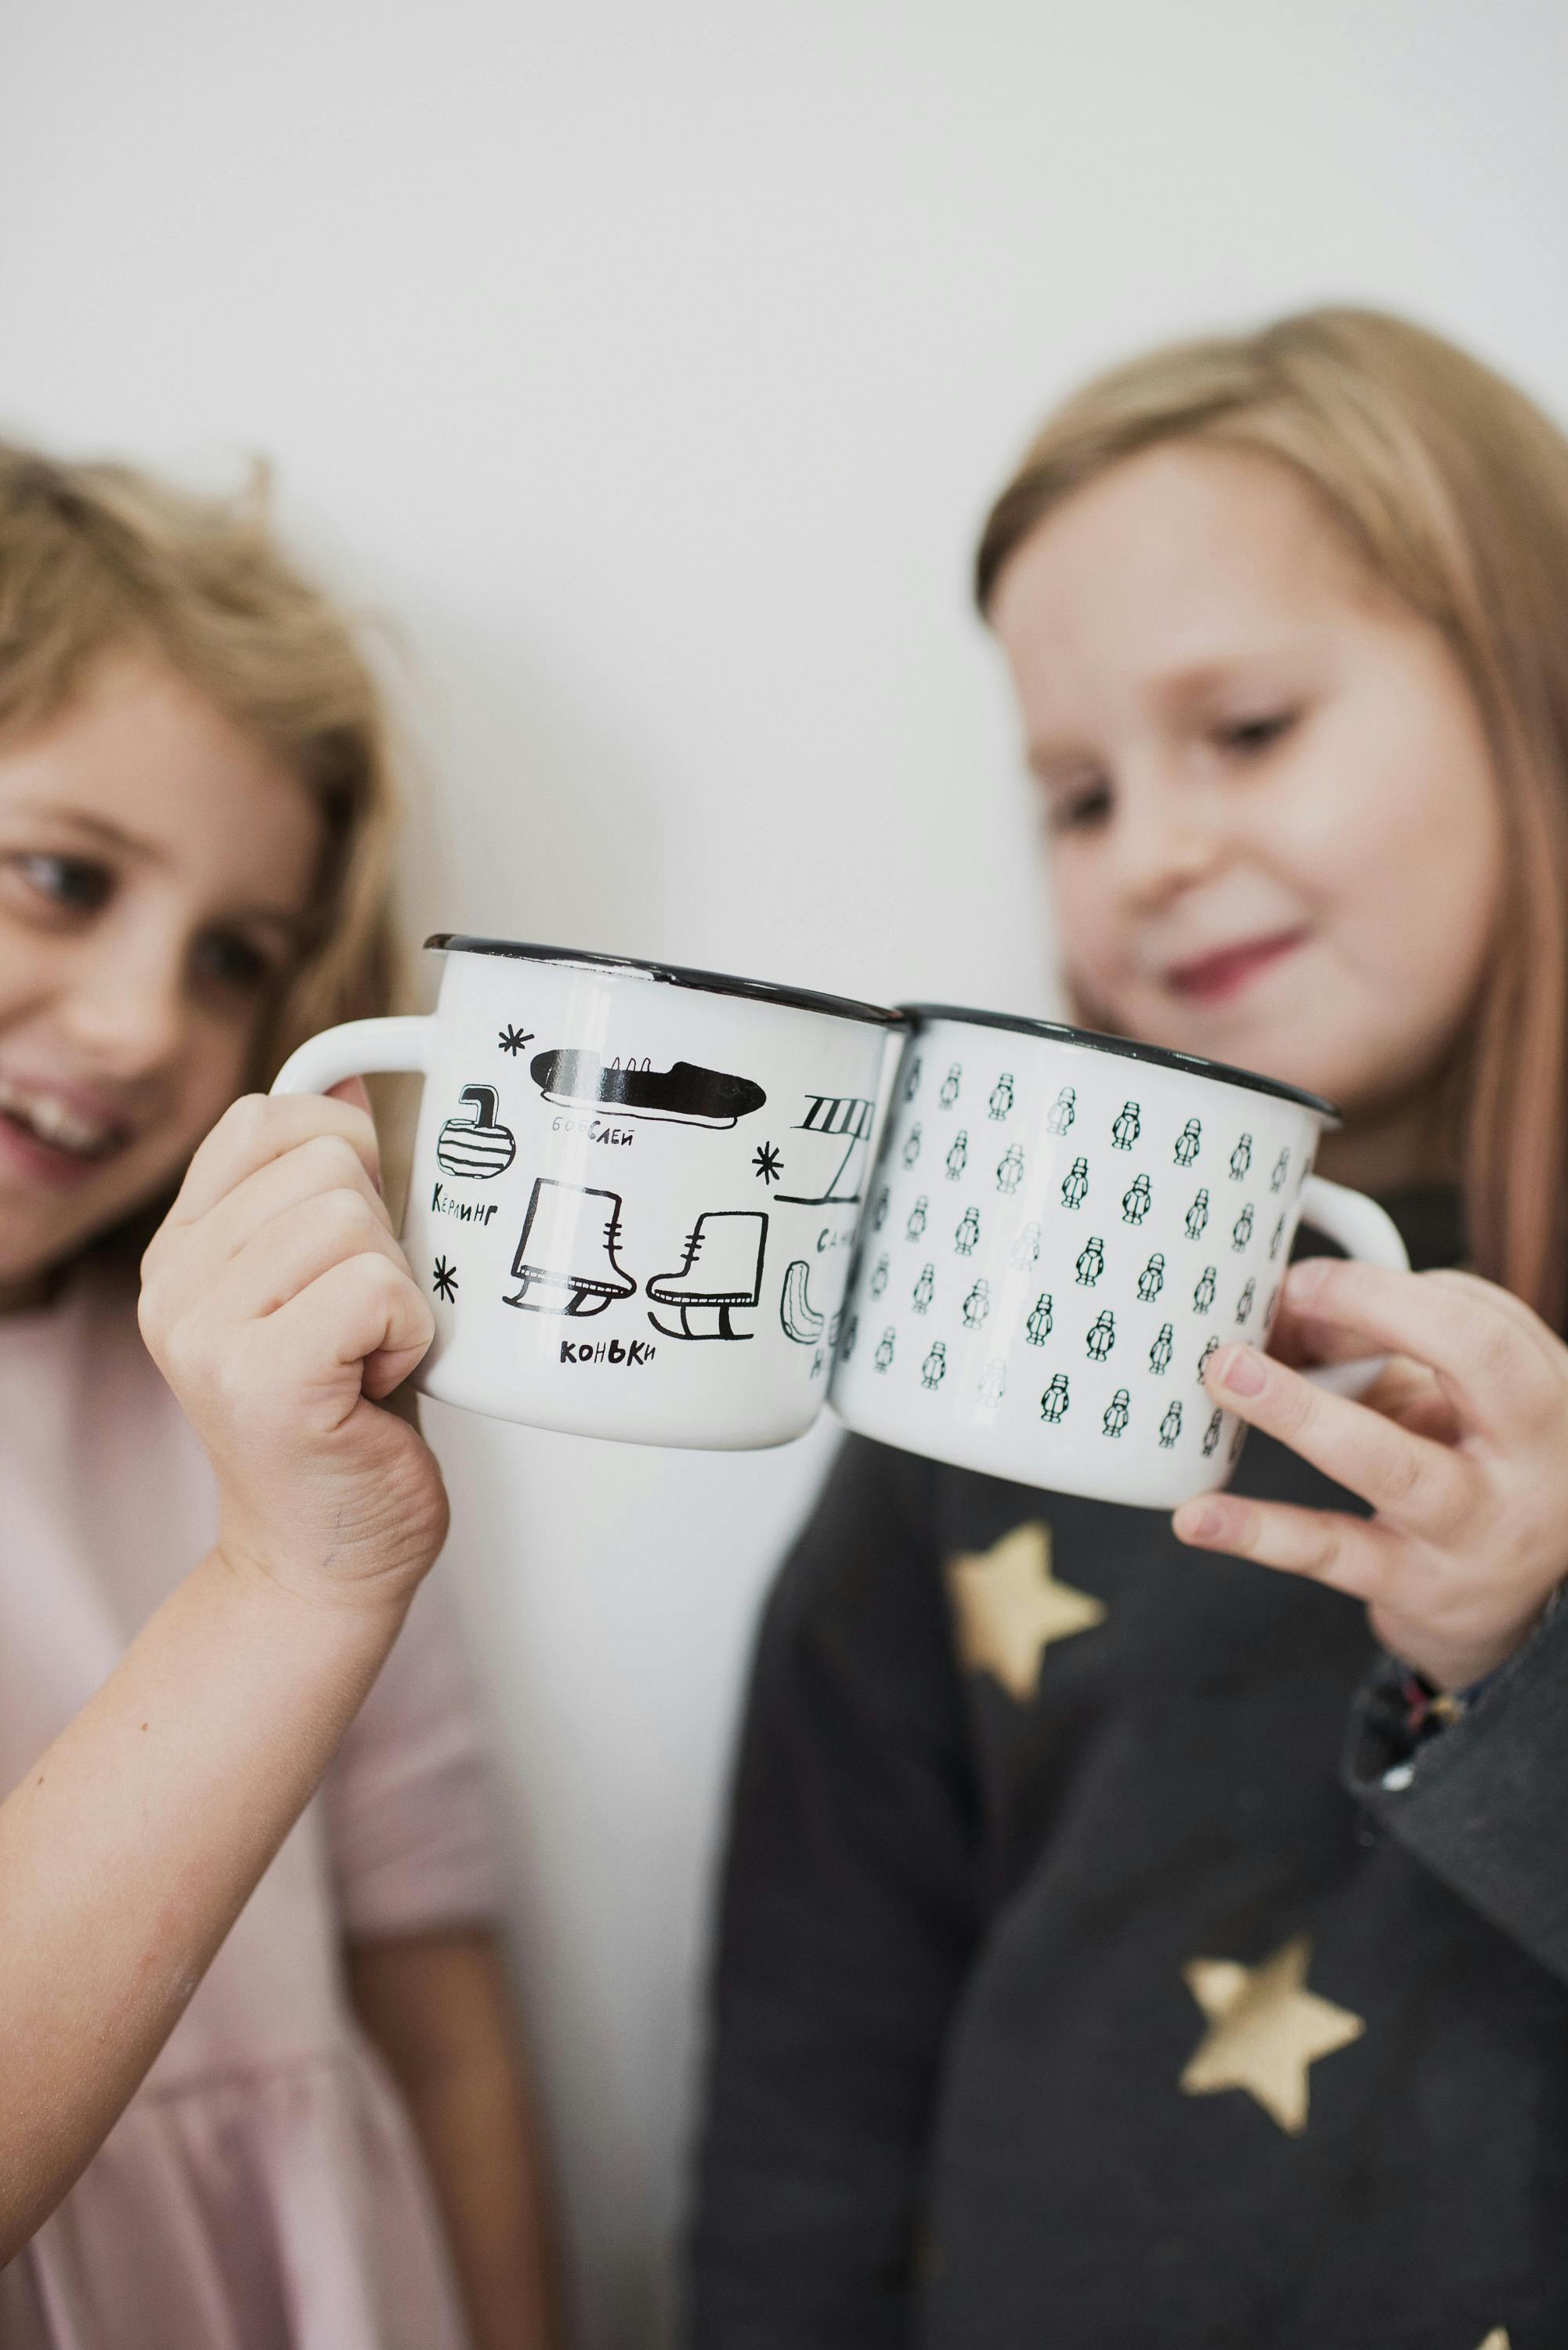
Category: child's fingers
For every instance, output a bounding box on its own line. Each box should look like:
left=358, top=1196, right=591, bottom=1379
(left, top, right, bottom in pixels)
left=1172, top=1490, right=1401, bottom=1603
left=262, top=1251, right=435, bottom=1407
left=1279, top=1256, right=1559, bottom=1441
left=215, top=1189, right=413, bottom=1324
left=172, top=1131, right=394, bottom=1274
left=164, top=1094, right=381, bottom=1228
left=1202, top=1340, right=1479, bottom=1535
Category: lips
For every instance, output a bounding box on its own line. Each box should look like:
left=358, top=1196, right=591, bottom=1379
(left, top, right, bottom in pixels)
left=1165, top=929, right=1308, bottom=1003
left=0, top=1071, right=132, bottom=1187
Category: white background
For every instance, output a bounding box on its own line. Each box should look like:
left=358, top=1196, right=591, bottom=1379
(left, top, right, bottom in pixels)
left=4, top=4, right=1566, bottom=2338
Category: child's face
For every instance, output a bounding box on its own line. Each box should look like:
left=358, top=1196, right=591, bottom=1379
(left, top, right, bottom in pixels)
left=0, top=658, right=322, bottom=1303
left=989, top=443, right=1505, bottom=1122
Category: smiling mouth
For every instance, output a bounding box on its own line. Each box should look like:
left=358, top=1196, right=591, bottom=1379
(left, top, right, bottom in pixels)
left=1166, top=929, right=1309, bottom=1003
left=0, top=1074, right=129, bottom=1167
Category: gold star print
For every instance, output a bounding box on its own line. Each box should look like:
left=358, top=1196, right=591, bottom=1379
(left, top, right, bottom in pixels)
left=944, top=1522, right=1105, bottom=1703
left=1180, top=1933, right=1365, bottom=2135
left=1476, top=2334, right=1510, bottom=2349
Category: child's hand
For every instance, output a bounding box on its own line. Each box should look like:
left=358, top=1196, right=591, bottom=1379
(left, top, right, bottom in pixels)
left=139, top=1087, right=449, bottom=1612
left=1172, top=1256, right=1568, bottom=1692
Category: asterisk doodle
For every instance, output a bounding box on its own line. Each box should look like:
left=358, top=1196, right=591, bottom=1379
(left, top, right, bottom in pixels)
left=753, top=1141, right=784, bottom=1185
left=498, top=1024, right=533, bottom=1056
left=432, top=1256, right=459, bottom=1303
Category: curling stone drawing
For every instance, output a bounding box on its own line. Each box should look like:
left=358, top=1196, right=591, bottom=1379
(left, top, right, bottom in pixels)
left=531, top=1048, right=764, bottom=1128
left=436, top=1085, right=517, bottom=1180
left=646, top=1209, right=769, bottom=1341
left=504, top=1179, right=637, bottom=1317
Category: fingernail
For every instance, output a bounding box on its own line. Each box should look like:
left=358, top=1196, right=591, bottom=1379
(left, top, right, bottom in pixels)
left=1219, top=1345, right=1266, bottom=1397
left=1182, top=1504, right=1224, bottom=1541
left=1288, top=1256, right=1329, bottom=1292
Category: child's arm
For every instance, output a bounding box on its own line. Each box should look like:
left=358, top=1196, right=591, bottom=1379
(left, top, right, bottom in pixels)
left=0, top=1087, right=448, bottom=2259
left=348, top=1928, right=562, bottom=2350
left=688, top=1436, right=981, bottom=2347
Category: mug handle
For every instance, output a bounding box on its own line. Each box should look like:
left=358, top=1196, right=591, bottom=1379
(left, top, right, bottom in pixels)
left=271, top=1015, right=437, bottom=1096
left=1289, top=1173, right=1411, bottom=1400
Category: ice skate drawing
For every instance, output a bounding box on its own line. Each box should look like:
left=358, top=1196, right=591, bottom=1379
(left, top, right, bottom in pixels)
left=1270, top=1148, right=1291, bottom=1193
left=779, top=1260, right=828, bottom=1346
left=955, top=1205, right=981, bottom=1256
left=1086, top=1309, right=1115, bottom=1361
left=977, top=1361, right=1007, bottom=1409
left=1230, top=1133, right=1253, bottom=1180
left=1138, top=1252, right=1166, bottom=1302
left=1186, top=1188, right=1209, bottom=1239
left=773, top=1091, right=878, bottom=1206
left=504, top=1179, right=638, bottom=1316
left=646, top=1210, right=769, bottom=1341
left=1194, top=1264, right=1217, bottom=1313
left=1235, top=1277, right=1255, bottom=1325
left=1174, top=1117, right=1202, bottom=1167
left=1158, top=1400, right=1183, bottom=1449
left=871, top=1184, right=891, bottom=1231
left=874, top=1326, right=896, bottom=1372
left=1121, top=1173, right=1152, bottom=1225
left=1011, top=1220, right=1042, bottom=1269
left=962, top=1279, right=991, bottom=1331
left=1270, top=1213, right=1287, bottom=1260
left=1149, top=1322, right=1174, bottom=1376
left=903, top=1123, right=923, bottom=1169
left=1061, top=1155, right=1090, bottom=1209
left=903, top=1054, right=923, bottom=1104
left=940, top=1063, right=963, bottom=1109
left=945, top=1130, right=969, bottom=1181
left=869, top=1253, right=891, bottom=1299
left=988, top=1072, right=1015, bottom=1121
left=1025, top=1292, right=1053, bottom=1345
left=1197, top=1334, right=1219, bottom=1383
left=1201, top=1408, right=1223, bottom=1457
left=1075, top=1235, right=1106, bottom=1287
left=1111, top=1101, right=1141, bottom=1150
left=921, top=1341, right=947, bottom=1390
left=530, top=1049, right=764, bottom=1128
left=995, top=1144, right=1025, bottom=1195
left=1046, top=1085, right=1076, bottom=1135
left=1103, top=1388, right=1130, bottom=1438
left=1039, top=1372, right=1071, bottom=1424
left=906, top=1192, right=929, bottom=1241
left=1232, top=1202, right=1255, bottom=1251
left=912, top=1263, right=936, bottom=1314
left=436, top=1085, right=516, bottom=1180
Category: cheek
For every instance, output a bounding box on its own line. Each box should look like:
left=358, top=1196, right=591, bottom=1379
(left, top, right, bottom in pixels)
left=1043, top=845, right=1119, bottom=980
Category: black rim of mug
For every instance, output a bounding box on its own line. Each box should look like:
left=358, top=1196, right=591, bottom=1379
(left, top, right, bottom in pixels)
left=425, top=935, right=907, bottom=1029
left=900, top=1002, right=1341, bottom=1120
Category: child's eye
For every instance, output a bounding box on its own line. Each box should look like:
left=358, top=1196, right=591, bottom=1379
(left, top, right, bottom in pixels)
left=9, top=851, right=113, bottom=913
left=190, top=929, right=276, bottom=997
left=1218, top=711, right=1296, bottom=755
left=1046, top=782, right=1113, bottom=833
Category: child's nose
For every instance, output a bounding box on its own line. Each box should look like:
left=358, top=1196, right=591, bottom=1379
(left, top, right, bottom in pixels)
left=1113, top=796, right=1223, bottom=909
left=62, top=937, right=189, bottom=1078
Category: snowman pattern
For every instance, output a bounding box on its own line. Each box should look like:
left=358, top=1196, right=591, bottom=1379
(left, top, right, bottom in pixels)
left=857, top=1063, right=1299, bottom=1473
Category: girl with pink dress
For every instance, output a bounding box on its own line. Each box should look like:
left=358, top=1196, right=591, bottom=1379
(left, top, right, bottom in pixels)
left=0, top=446, right=558, bottom=2350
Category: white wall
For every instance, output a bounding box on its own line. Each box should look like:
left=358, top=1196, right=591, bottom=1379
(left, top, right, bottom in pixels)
left=4, top=3, right=1566, bottom=2337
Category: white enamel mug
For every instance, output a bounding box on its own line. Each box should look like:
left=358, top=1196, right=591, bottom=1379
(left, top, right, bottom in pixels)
left=272, top=935, right=903, bottom=1447
left=827, top=1006, right=1410, bottom=1509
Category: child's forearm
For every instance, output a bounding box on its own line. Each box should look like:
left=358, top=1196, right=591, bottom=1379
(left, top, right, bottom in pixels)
left=348, top=1929, right=562, bottom=2349
left=0, top=1547, right=409, bottom=2260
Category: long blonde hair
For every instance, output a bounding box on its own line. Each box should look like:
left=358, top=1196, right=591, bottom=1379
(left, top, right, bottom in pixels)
left=976, top=306, right=1568, bottom=1332
left=0, top=441, right=403, bottom=1085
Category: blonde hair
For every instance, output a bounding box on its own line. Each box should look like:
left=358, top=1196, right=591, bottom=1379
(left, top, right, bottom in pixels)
left=0, top=441, right=403, bottom=1085
left=976, top=306, right=1568, bottom=1331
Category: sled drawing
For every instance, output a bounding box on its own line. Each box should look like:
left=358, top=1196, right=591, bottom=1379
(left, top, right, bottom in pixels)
left=773, top=1091, right=877, bottom=1205
left=530, top=1049, right=765, bottom=1128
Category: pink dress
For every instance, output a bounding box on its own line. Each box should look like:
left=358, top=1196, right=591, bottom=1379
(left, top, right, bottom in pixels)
left=0, top=1261, right=500, bottom=2349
